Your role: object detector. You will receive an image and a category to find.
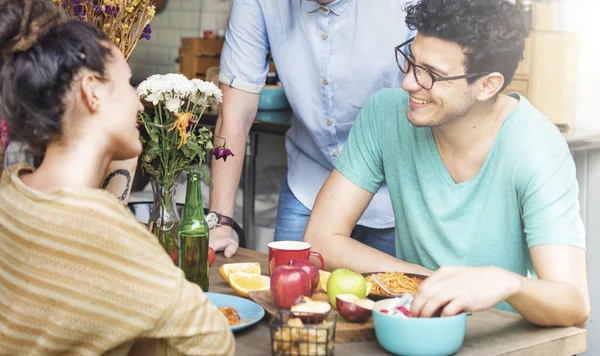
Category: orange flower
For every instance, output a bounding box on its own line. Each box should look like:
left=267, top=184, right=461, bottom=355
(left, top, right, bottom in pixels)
left=168, top=112, right=193, bottom=148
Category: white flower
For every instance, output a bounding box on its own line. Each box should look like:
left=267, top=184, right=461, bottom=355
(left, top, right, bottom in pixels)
left=137, top=73, right=223, bottom=108
left=191, top=79, right=223, bottom=104
left=137, top=74, right=164, bottom=98
left=165, top=97, right=182, bottom=113
left=137, top=73, right=194, bottom=104
left=145, top=92, right=161, bottom=105
left=163, top=73, right=194, bottom=98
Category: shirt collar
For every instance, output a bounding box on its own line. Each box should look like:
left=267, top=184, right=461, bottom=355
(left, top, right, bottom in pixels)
left=304, top=0, right=352, bottom=16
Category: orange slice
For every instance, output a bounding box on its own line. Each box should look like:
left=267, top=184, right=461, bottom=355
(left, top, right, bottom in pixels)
left=228, top=272, right=270, bottom=298
left=218, top=262, right=261, bottom=283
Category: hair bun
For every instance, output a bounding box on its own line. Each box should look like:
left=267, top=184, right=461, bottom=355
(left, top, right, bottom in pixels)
left=0, top=0, right=59, bottom=61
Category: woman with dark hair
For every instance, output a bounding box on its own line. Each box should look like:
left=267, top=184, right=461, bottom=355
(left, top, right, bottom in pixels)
left=0, top=0, right=235, bottom=354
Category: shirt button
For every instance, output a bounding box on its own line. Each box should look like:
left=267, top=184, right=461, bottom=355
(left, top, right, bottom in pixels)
left=320, top=7, right=329, bottom=14
left=333, top=150, right=339, bottom=157
left=326, top=120, right=333, bottom=126
left=322, top=79, right=328, bottom=85
left=322, top=34, right=328, bottom=40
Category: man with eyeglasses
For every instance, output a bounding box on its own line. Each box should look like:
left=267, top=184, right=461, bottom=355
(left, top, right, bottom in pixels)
left=209, top=0, right=414, bottom=257
left=303, top=0, right=590, bottom=327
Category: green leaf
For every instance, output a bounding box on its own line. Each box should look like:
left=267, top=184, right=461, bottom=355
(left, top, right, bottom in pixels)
left=149, top=140, right=160, bottom=154
left=148, top=127, right=159, bottom=143
left=180, top=141, right=195, bottom=159
left=199, top=164, right=213, bottom=189
left=142, top=161, right=159, bottom=177
left=186, top=140, right=206, bottom=159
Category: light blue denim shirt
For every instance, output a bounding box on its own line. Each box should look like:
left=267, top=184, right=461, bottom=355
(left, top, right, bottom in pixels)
left=219, top=0, right=413, bottom=228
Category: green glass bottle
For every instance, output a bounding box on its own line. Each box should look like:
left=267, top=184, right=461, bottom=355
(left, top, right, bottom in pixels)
left=178, top=170, right=209, bottom=292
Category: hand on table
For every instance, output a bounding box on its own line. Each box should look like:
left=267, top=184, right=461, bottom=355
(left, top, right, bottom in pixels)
left=410, top=266, right=521, bottom=318
left=209, top=226, right=239, bottom=258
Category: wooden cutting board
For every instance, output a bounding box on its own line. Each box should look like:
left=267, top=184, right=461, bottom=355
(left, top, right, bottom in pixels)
left=247, top=290, right=375, bottom=343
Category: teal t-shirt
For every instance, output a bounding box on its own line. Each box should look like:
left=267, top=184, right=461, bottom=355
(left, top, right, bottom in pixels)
left=335, top=89, right=586, bottom=312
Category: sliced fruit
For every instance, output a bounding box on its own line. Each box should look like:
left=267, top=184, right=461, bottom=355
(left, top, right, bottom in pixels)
left=228, top=271, right=270, bottom=298
left=396, top=306, right=410, bottom=317
left=317, top=270, right=331, bottom=292
left=218, top=262, right=261, bottom=283
left=336, top=294, right=374, bottom=322
left=291, top=296, right=332, bottom=323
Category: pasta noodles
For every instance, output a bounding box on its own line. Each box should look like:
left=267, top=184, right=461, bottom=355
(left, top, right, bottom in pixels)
left=366, top=272, right=422, bottom=296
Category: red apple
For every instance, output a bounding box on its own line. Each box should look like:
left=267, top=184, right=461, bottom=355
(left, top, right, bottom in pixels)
left=289, top=259, right=320, bottom=295
left=336, top=294, right=374, bottom=322
left=290, top=296, right=332, bottom=323
left=270, top=265, right=312, bottom=310
left=208, top=247, right=215, bottom=266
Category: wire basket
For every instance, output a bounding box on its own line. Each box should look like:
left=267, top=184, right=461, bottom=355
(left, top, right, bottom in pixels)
left=269, top=310, right=338, bottom=356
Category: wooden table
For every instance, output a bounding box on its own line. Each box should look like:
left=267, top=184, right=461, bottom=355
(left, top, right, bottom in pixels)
left=210, top=248, right=586, bottom=356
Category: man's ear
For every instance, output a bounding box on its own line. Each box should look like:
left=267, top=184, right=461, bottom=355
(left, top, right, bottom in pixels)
left=80, top=72, right=101, bottom=113
left=476, top=72, right=505, bottom=101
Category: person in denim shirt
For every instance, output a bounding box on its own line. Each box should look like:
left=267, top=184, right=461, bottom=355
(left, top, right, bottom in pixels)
left=209, top=0, right=413, bottom=257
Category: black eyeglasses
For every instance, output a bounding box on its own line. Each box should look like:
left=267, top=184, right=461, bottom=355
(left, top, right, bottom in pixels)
left=395, top=37, right=491, bottom=90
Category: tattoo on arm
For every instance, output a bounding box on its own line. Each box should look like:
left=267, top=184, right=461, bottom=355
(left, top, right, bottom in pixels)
left=101, top=169, right=131, bottom=201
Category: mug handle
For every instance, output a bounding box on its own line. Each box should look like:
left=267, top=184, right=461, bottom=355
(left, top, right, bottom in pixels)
left=310, top=251, right=325, bottom=270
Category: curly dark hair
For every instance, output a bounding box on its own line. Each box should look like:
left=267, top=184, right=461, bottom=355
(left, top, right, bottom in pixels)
left=404, top=0, right=529, bottom=90
left=0, top=0, right=111, bottom=156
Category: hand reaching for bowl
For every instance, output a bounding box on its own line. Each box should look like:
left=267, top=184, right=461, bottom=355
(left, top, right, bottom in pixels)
left=409, top=266, right=521, bottom=318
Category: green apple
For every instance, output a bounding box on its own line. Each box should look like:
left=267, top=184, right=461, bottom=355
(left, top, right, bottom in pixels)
left=326, top=268, right=368, bottom=309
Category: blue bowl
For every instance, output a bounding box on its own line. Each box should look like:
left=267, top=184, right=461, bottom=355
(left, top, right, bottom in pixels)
left=372, top=298, right=467, bottom=356
left=258, top=85, right=289, bottom=110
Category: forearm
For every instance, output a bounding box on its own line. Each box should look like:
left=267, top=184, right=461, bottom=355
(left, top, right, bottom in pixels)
left=209, top=117, right=249, bottom=217
left=147, top=279, right=235, bottom=355
left=209, top=85, right=258, bottom=217
left=304, top=169, right=431, bottom=275
left=102, top=157, right=138, bottom=204
left=507, top=272, right=590, bottom=327
left=306, top=233, right=432, bottom=276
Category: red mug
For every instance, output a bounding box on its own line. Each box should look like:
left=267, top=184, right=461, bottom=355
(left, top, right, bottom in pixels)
left=268, top=241, right=325, bottom=275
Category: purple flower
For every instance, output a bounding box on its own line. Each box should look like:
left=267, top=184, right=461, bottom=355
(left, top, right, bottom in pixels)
left=93, top=5, right=101, bottom=13
left=221, top=148, right=234, bottom=161
left=141, top=24, right=152, bottom=40
left=212, top=146, right=234, bottom=162
left=212, top=146, right=223, bottom=160
left=104, top=5, right=118, bottom=16
left=61, top=0, right=67, bottom=8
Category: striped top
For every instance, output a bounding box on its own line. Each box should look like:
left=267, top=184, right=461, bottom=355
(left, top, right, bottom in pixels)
left=0, top=163, right=235, bottom=356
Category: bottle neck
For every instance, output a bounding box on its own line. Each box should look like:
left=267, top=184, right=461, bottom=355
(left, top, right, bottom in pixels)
left=182, top=173, right=204, bottom=221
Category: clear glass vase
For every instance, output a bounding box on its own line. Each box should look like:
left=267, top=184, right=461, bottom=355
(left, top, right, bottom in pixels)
left=148, top=177, right=180, bottom=265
